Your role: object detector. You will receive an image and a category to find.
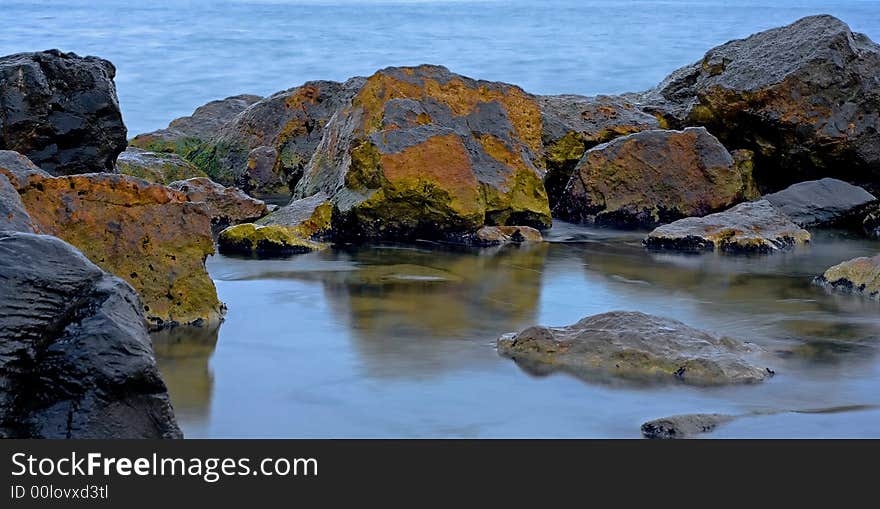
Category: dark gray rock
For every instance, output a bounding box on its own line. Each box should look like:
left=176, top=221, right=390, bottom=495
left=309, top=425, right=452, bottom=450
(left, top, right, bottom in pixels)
left=641, top=413, right=736, bottom=439
left=763, top=178, right=877, bottom=228
left=0, top=150, right=51, bottom=190
left=0, top=174, right=33, bottom=232
left=0, top=50, right=127, bottom=175
left=0, top=232, right=182, bottom=438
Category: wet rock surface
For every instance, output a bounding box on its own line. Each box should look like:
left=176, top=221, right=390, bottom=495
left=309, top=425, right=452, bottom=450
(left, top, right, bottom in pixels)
left=814, top=254, right=880, bottom=301
left=554, top=128, right=757, bottom=228
left=168, top=177, right=268, bottom=232
left=497, top=311, right=773, bottom=386
left=0, top=50, right=127, bottom=175
left=763, top=178, right=877, bottom=228
left=645, top=200, right=811, bottom=254
left=117, top=147, right=207, bottom=184
left=0, top=232, right=181, bottom=438
left=641, top=413, right=735, bottom=439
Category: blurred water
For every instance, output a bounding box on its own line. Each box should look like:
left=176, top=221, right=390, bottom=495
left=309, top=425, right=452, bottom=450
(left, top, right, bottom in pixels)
left=1, top=0, right=878, bottom=135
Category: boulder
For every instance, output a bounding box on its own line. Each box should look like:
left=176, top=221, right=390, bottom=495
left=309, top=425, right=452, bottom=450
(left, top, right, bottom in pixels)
left=641, top=413, right=735, bottom=439
left=763, top=178, right=876, bottom=228
left=255, top=191, right=332, bottom=240
left=0, top=174, right=33, bottom=232
left=538, top=94, right=659, bottom=205
left=0, top=50, right=127, bottom=175
left=645, top=15, right=880, bottom=192
left=0, top=232, right=181, bottom=438
left=17, top=172, right=223, bottom=329
left=553, top=127, right=758, bottom=228
left=116, top=147, right=207, bottom=184
left=168, top=177, right=268, bottom=232
left=644, top=200, right=811, bottom=253
left=130, top=94, right=262, bottom=155
left=0, top=150, right=51, bottom=190
left=814, top=255, right=880, bottom=301
left=497, top=311, right=772, bottom=386
left=192, top=80, right=363, bottom=196
left=294, top=65, right=551, bottom=240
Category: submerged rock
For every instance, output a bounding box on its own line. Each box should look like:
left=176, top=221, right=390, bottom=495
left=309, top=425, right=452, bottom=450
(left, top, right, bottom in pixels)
left=0, top=150, right=51, bottom=190
left=0, top=175, right=33, bottom=232
left=295, top=65, right=551, bottom=240
left=117, top=147, right=207, bottom=184
left=641, top=413, right=736, bottom=439
left=497, top=311, right=772, bottom=386
left=538, top=94, right=659, bottom=205
left=168, top=177, right=268, bottom=232
left=763, top=178, right=876, bottom=228
left=645, top=200, right=811, bottom=254
left=0, top=232, right=181, bottom=438
left=18, top=172, right=223, bottom=329
left=0, top=50, right=127, bottom=175
left=646, top=15, right=880, bottom=192
left=554, top=127, right=757, bottom=228
left=814, top=255, right=880, bottom=301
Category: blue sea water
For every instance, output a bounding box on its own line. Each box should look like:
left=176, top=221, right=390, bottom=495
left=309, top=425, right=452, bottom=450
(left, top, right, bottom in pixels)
left=2, top=0, right=878, bottom=136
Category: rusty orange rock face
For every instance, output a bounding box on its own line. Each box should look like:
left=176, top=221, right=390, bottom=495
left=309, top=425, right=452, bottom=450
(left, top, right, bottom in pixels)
left=18, top=173, right=223, bottom=329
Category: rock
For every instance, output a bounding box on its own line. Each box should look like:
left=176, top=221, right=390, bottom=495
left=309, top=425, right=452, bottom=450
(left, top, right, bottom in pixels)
left=470, top=225, right=543, bottom=246
left=17, top=172, right=223, bottom=329
left=0, top=50, right=127, bottom=175
left=538, top=94, right=659, bottom=205
left=0, top=232, right=181, bottom=438
left=129, top=94, right=262, bottom=155
left=641, top=413, right=735, bottom=439
left=193, top=80, right=363, bottom=196
left=116, top=147, right=207, bottom=184
left=762, top=178, right=877, bottom=229
left=168, top=177, right=268, bottom=232
left=295, top=65, right=551, bottom=240
left=554, top=127, right=758, bottom=228
left=814, top=255, right=880, bottom=301
left=255, top=191, right=333, bottom=240
left=645, top=200, right=811, bottom=254
left=0, top=174, right=33, bottom=232
left=0, top=150, right=51, bottom=190
left=645, top=15, right=880, bottom=192
left=497, top=311, right=772, bottom=386
left=217, top=223, right=324, bottom=256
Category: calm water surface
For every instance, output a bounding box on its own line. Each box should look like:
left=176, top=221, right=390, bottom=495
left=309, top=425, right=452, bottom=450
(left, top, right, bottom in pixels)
left=155, top=226, right=880, bottom=437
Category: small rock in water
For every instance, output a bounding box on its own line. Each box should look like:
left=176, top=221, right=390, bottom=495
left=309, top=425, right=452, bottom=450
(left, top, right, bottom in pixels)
left=641, top=413, right=736, bottom=439
left=814, top=255, right=880, bottom=301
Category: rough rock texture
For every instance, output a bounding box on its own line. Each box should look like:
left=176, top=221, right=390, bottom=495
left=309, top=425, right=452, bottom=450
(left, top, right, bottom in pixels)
left=17, top=173, right=223, bottom=329
left=116, top=147, right=207, bottom=184
left=497, top=311, right=772, bottom=386
left=130, top=94, right=262, bottom=155
left=0, top=232, right=181, bottom=438
left=641, top=413, right=735, bottom=439
left=814, top=255, right=880, bottom=300
left=763, top=178, right=877, bottom=228
left=294, top=65, right=552, bottom=240
left=0, top=150, right=51, bottom=190
left=255, top=191, right=333, bottom=240
left=538, top=94, right=659, bottom=205
left=168, top=177, right=268, bottom=232
left=645, top=15, right=880, bottom=192
left=645, top=200, right=811, bottom=254
left=0, top=50, right=127, bottom=175
left=217, top=223, right=325, bottom=256
left=193, top=80, right=363, bottom=196
left=0, top=174, right=33, bottom=232
left=554, top=127, right=758, bottom=228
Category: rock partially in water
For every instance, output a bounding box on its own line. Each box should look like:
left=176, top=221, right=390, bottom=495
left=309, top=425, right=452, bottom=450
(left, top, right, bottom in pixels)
left=0, top=50, right=127, bottom=175
left=497, top=311, right=773, bottom=386
left=0, top=174, right=33, bottom=232
left=0, top=232, right=181, bottom=438
left=217, top=223, right=325, bottom=256
left=554, top=127, right=758, bottom=228
left=169, top=177, right=268, bottom=232
left=644, top=200, right=811, bottom=254
left=295, top=65, right=551, bottom=240
left=0, top=150, right=51, bottom=190
left=117, top=147, right=207, bottom=184
left=18, top=172, right=223, bottom=329
left=814, top=255, right=880, bottom=301
left=645, top=15, right=880, bottom=192
left=255, top=191, right=333, bottom=240
left=763, top=178, right=877, bottom=228
left=641, top=413, right=736, bottom=439
left=538, top=94, right=659, bottom=205
left=467, top=225, right=543, bottom=246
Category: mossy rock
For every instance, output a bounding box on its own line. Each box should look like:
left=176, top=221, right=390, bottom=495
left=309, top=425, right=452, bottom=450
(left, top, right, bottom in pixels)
left=217, top=223, right=325, bottom=256
left=117, top=147, right=207, bottom=184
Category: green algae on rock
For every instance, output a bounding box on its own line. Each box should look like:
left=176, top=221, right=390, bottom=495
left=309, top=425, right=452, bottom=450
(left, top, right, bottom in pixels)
left=217, top=223, right=325, bottom=256
left=814, top=255, right=880, bottom=301
left=117, top=147, right=208, bottom=184
left=255, top=191, right=333, bottom=240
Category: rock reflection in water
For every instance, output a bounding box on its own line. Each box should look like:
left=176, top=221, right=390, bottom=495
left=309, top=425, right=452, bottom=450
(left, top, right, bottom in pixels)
left=152, top=324, right=220, bottom=427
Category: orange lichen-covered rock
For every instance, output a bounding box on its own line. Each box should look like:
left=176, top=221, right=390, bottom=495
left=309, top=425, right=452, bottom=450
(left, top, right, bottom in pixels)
left=17, top=173, right=223, bottom=329
left=294, top=65, right=551, bottom=240
left=554, top=127, right=758, bottom=228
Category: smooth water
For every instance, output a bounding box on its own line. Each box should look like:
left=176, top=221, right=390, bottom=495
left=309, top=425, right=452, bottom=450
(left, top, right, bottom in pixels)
left=154, top=227, right=880, bottom=438
left=1, top=1, right=878, bottom=135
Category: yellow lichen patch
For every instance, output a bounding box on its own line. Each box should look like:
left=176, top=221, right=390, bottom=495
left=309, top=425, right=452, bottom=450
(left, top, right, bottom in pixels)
left=478, top=134, right=551, bottom=226
left=546, top=131, right=587, bottom=168
left=218, top=223, right=325, bottom=255
left=821, top=257, right=880, bottom=295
